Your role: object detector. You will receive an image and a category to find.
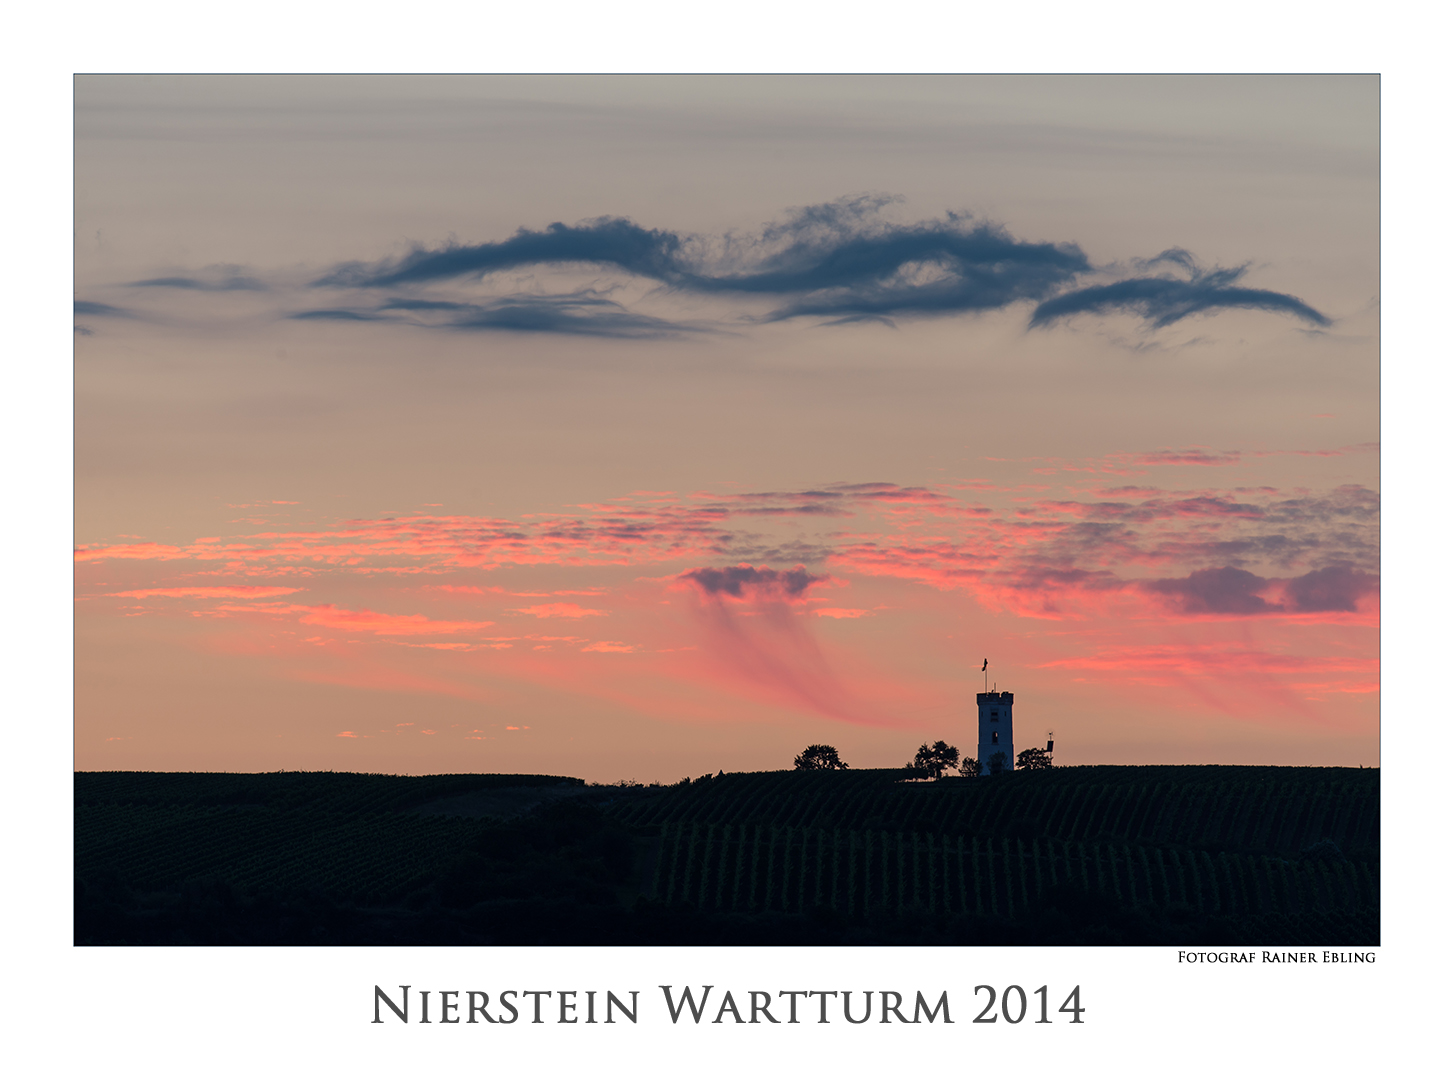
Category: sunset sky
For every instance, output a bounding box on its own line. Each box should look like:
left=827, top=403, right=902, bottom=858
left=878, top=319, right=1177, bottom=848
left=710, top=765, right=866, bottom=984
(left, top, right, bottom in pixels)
left=73, top=75, right=1379, bottom=780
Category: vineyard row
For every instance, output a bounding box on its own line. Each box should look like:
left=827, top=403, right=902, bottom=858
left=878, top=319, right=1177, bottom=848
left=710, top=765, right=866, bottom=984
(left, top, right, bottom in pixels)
left=615, top=775, right=1378, bottom=855
left=649, top=822, right=1377, bottom=920
left=75, top=805, right=481, bottom=900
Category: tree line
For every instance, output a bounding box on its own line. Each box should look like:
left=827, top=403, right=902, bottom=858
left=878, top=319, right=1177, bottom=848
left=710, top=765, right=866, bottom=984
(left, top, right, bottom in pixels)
left=794, top=741, right=1051, bottom=777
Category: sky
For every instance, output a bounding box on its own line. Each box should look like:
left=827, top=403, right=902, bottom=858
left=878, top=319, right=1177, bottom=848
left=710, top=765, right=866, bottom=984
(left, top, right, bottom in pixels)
left=73, top=75, right=1379, bottom=780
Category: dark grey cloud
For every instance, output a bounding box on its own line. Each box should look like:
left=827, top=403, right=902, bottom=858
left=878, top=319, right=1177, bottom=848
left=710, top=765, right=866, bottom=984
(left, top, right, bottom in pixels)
left=697, top=200, right=1093, bottom=325
left=1142, top=563, right=1378, bottom=615
left=1282, top=564, right=1379, bottom=612
left=1035, top=494, right=1268, bottom=525
left=188, top=201, right=1332, bottom=339
left=310, top=197, right=1097, bottom=330
left=731, top=503, right=849, bottom=517
left=1133, top=448, right=1242, bottom=466
left=291, top=291, right=701, bottom=339
left=682, top=565, right=824, bottom=599
left=289, top=308, right=390, bottom=322
left=316, top=216, right=687, bottom=289
left=388, top=293, right=697, bottom=338
left=75, top=300, right=136, bottom=334
left=708, top=481, right=952, bottom=516
left=129, top=273, right=265, bottom=291
left=74, top=300, right=131, bottom=317
left=1003, top=564, right=1124, bottom=595
left=1030, top=248, right=1329, bottom=328
left=718, top=540, right=838, bottom=566
left=1004, top=482, right=1377, bottom=576
left=1144, top=566, right=1278, bottom=614
left=1262, top=484, right=1381, bottom=526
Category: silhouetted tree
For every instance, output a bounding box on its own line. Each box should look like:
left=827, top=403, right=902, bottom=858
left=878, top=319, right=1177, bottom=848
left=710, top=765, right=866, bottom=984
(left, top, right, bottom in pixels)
left=958, top=757, right=981, bottom=778
left=794, top=744, right=849, bottom=771
left=987, top=751, right=1009, bottom=775
left=1017, top=747, right=1052, bottom=771
left=913, top=740, right=960, bottom=779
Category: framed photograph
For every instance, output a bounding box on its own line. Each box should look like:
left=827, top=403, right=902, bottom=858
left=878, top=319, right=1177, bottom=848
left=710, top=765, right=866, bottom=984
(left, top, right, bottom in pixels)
left=63, top=69, right=1400, bottom=1071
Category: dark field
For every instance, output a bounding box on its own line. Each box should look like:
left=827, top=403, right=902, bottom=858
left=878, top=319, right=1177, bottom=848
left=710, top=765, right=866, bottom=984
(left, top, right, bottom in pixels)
left=75, top=765, right=1378, bottom=946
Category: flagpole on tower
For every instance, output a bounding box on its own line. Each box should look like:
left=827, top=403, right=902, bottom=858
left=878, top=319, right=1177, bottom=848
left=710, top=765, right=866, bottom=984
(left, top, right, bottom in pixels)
left=982, top=657, right=988, bottom=695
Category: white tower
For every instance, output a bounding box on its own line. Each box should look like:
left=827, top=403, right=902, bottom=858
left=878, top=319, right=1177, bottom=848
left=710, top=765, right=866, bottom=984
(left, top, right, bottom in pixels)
left=976, top=690, right=1014, bottom=774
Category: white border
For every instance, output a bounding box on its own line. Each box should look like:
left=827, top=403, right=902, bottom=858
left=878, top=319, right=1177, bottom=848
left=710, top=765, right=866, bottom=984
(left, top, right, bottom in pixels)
left=10, top=3, right=1444, bottom=1073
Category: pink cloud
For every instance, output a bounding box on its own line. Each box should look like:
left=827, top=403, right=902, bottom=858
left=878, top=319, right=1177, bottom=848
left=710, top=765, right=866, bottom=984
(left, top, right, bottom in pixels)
left=116, top=472, right=1369, bottom=633
left=75, top=480, right=1378, bottom=634
left=295, top=604, right=493, bottom=636
left=75, top=542, right=187, bottom=563
left=1031, top=636, right=1379, bottom=717
left=1039, top=645, right=1378, bottom=677
left=510, top=603, right=608, bottom=618
left=201, top=602, right=495, bottom=637
left=1131, top=448, right=1241, bottom=467
left=75, top=475, right=1378, bottom=732
left=508, top=589, right=607, bottom=597
left=105, top=586, right=303, bottom=599
left=676, top=584, right=900, bottom=726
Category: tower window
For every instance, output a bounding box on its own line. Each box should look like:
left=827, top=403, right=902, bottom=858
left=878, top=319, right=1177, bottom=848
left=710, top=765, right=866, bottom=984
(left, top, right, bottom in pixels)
left=991, top=711, right=999, bottom=721
left=992, top=731, right=999, bottom=744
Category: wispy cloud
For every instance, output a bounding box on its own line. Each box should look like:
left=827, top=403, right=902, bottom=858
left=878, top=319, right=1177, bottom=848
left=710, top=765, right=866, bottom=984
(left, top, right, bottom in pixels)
left=1039, top=643, right=1378, bottom=679
left=509, top=602, right=608, bottom=618
left=1030, top=248, right=1329, bottom=328
left=291, top=291, right=705, bottom=339
left=76, top=469, right=1377, bottom=729
left=678, top=561, right=890, bottom=725
left=75, top=300, right=133, bottom=317
left=271, top=603, right=495, bottom=637
left=128, top=265, right=265, bottom=291
left=75, top=298, right=142, bottom=335
left=313, top=198, right=1088, bottom=330
left=317, top=215, right=687, bottom=288
left=288, top=200, right=1324, bottom=338
left=582, top=641, right=635, bottom=653
left=288, top=308, right=388, bottom=322
left=78, top=474, right=1377, bottom=630
left=104, top=586, right=302, bottom=599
